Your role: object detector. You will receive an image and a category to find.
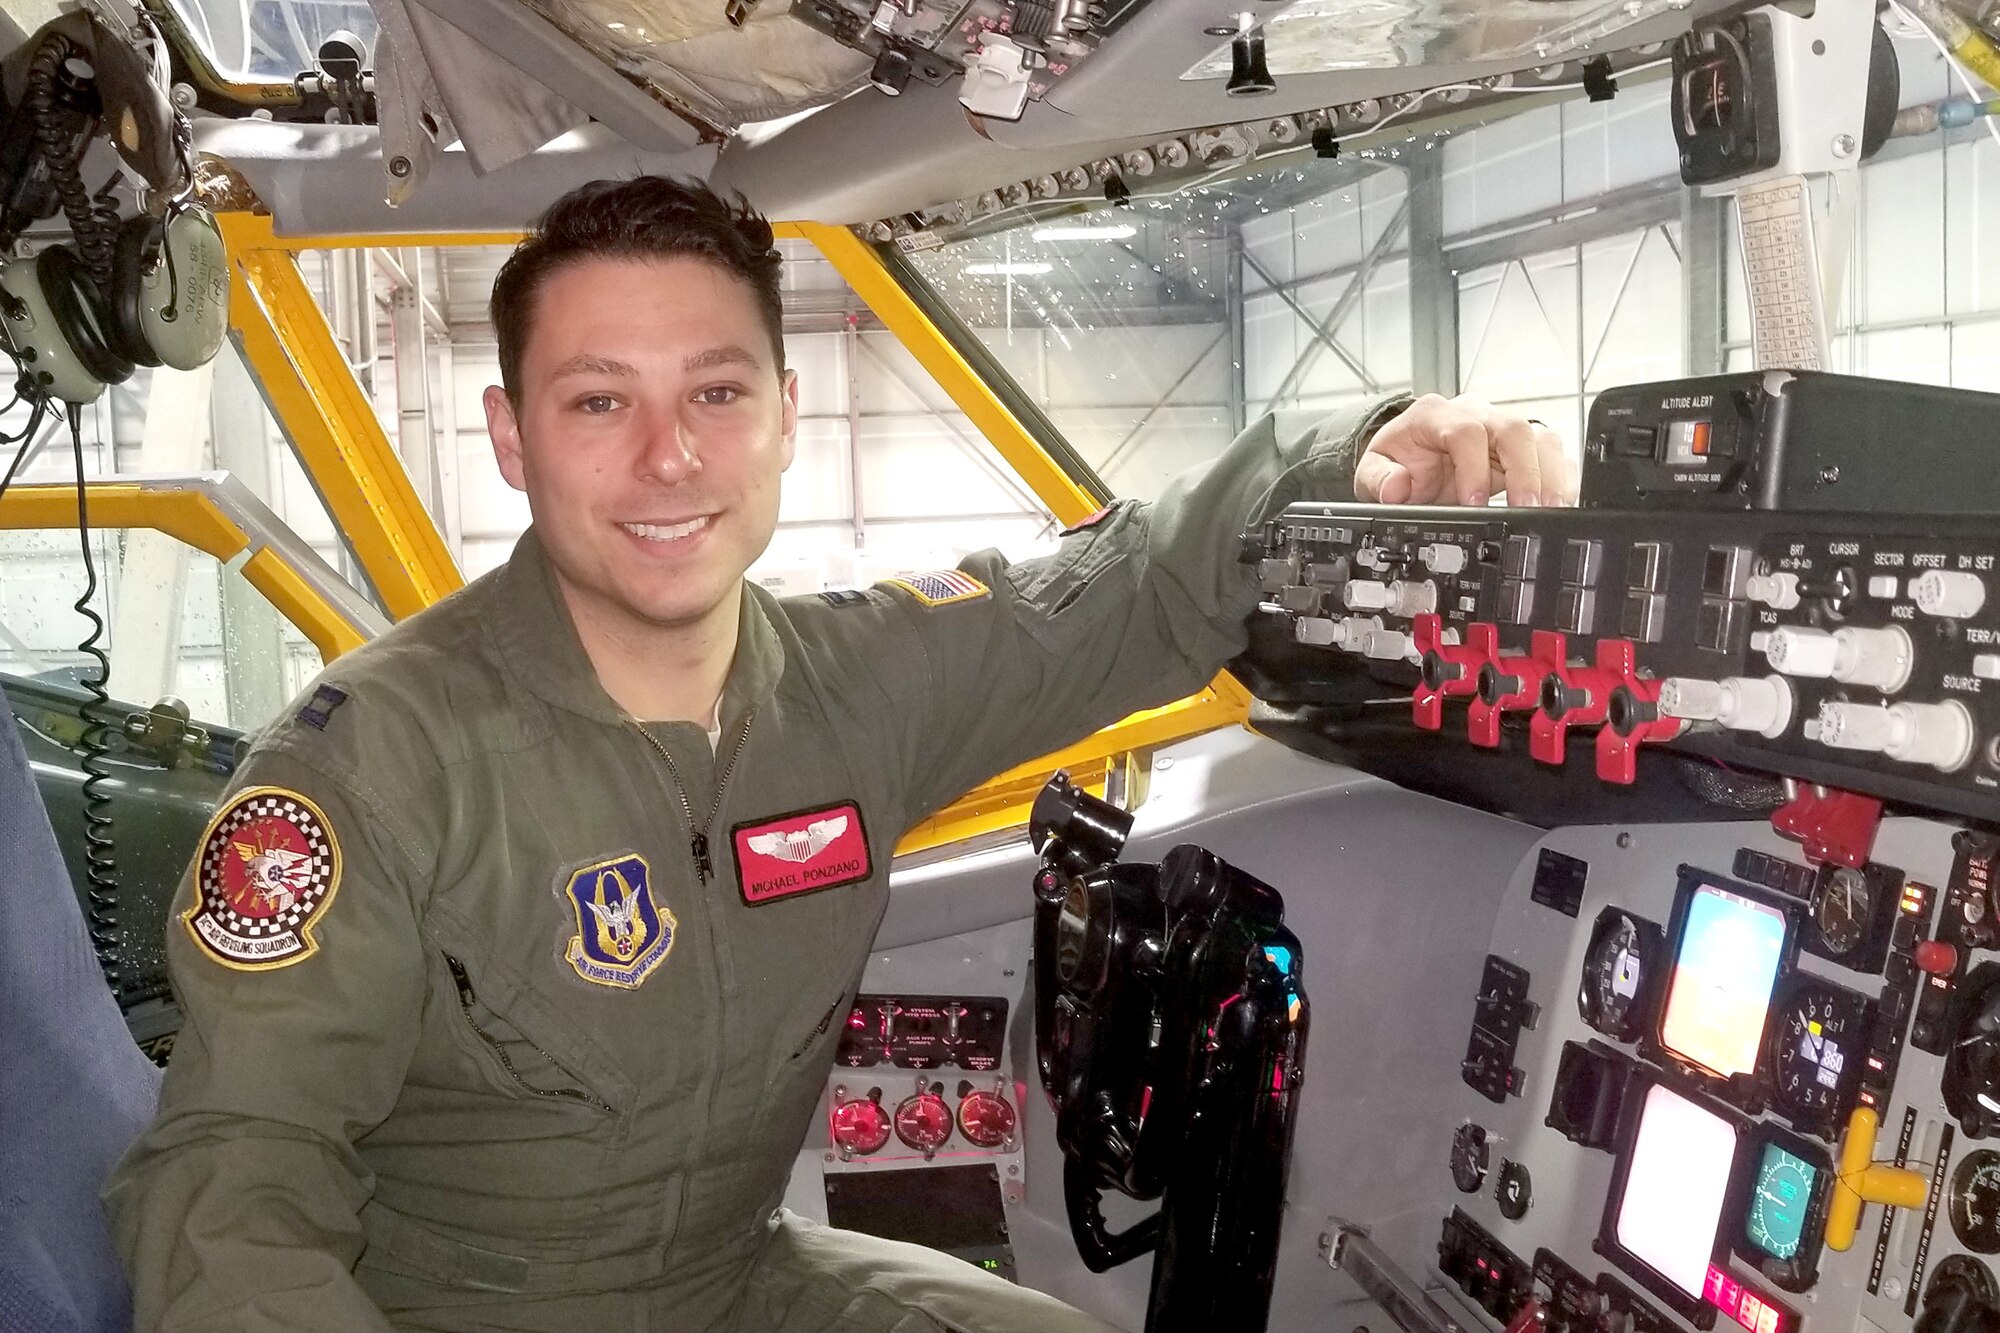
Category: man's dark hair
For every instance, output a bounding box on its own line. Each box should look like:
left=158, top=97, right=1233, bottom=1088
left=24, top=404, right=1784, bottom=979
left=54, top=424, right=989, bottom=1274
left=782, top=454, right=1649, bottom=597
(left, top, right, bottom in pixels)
left=489, top=175, right=785, bottom=404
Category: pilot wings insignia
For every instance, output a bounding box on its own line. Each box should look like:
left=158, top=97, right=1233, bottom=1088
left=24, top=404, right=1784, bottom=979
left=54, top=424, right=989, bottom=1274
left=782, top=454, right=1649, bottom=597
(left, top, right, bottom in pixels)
left=746, top=815, right=848, bottom=864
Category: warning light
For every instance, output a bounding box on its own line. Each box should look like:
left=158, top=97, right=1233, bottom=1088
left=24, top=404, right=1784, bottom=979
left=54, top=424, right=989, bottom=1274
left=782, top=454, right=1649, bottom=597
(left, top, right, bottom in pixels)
left=1705, top=1264, right=1799, bottom=1333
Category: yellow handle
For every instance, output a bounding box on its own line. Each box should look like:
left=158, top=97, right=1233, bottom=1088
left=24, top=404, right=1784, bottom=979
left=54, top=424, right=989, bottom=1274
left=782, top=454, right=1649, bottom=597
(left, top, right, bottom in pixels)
left=1825, top=1106, right=1932, bottom=1252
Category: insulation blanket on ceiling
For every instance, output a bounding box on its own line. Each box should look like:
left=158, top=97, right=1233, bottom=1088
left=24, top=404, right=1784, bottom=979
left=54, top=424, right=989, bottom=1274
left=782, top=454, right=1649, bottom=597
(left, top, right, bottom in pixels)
left=374, top=0, right=870, bottom=182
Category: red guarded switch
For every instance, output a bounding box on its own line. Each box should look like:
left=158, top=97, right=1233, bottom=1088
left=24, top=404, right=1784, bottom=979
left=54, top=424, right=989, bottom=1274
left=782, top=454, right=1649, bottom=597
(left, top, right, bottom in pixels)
left=1529, top=631, right=1618, bottom=765
left=1413, top=616, right=1493, bottom=731
left=1771, top=785, right=1883, bottom=869
left=1594, top=640, right=1687, bottom=784
left=1466, top=626, right=1557, bottom=749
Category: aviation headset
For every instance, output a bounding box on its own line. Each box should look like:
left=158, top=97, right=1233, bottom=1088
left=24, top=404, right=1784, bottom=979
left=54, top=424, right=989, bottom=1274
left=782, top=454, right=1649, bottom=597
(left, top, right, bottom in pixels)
left=0, top=29, right=228, bottom=406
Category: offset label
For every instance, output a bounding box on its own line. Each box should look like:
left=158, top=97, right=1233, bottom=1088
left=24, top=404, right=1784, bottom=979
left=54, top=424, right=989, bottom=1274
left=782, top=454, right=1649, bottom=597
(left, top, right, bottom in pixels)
left=184, top=786, right=342, bottom=970
left=732, top=802, right=872, bottom=905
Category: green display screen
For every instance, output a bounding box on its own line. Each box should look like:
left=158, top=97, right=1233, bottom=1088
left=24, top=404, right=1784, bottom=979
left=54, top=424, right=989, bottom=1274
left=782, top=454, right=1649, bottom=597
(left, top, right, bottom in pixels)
left=1745, top=1141, right=1818, bottom=1261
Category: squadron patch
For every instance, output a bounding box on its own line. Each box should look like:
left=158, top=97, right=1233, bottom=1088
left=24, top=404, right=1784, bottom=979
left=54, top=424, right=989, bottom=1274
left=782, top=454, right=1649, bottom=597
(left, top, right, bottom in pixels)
left=184, top=786, right=342, bottom=970
left=732, top=801, right=873, bottom=905
left=561, top=854, right=675, bottom=989
left=883, top=570, right=989, bottom=608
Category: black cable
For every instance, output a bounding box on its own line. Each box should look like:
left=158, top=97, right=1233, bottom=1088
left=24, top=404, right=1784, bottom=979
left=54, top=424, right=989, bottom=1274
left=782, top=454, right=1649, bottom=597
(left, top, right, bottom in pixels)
left=26, top=35, right=116, bottom=290
left=0, top=395, right=50, bottom=503
left=68, top=402, right=121, bottom=995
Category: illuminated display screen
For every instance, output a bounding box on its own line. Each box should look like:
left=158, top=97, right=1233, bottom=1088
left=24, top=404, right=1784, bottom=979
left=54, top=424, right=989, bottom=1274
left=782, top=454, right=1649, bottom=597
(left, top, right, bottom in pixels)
left=1744, top=1141, right=1818, bottom=1261
left=1705, top=1265, right=1799, bottom=1333
left=1660, top=883, right=1788, bottom=1079
left=1615, top=1083, right=1738, bottom=1298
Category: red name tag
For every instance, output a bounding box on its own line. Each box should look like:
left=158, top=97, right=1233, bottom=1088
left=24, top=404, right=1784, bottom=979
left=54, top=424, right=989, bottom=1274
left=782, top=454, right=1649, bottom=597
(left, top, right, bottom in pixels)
left=731, top=802, right=873, bottom=905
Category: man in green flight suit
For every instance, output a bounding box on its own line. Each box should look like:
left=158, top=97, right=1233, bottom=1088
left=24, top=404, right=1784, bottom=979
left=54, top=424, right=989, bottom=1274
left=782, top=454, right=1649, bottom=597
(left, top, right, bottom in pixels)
left=105, top=176, right=1574, bottom=1332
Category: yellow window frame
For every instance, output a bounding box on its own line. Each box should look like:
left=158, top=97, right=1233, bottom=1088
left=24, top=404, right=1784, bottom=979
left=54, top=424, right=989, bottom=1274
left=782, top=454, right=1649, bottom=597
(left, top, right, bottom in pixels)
left=0, top=479, right=381, bottom=662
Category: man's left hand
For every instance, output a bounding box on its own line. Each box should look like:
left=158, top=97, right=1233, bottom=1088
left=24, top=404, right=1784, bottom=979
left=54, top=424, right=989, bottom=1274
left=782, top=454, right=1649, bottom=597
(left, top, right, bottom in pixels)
left=1353, top=394, right=1578, bottom=508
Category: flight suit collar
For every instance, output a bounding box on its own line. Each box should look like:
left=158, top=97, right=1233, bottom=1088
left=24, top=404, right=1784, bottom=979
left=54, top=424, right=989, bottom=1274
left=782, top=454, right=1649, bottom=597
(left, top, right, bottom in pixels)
left=487, top=527, right=785, bottom=731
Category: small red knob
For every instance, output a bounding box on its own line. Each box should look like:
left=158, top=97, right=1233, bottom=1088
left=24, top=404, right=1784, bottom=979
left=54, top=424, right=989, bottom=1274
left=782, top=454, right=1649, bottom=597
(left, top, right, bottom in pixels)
left=1915, top=940, right=1960, bottom=977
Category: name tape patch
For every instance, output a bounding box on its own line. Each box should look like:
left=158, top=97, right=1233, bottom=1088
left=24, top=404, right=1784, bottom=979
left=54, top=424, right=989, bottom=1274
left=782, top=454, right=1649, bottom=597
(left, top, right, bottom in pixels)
left=184, top=786, right=342, bottom=970
left=732, top=802, right=873, bottom=905
left=883, top=570, right=989, bottom=608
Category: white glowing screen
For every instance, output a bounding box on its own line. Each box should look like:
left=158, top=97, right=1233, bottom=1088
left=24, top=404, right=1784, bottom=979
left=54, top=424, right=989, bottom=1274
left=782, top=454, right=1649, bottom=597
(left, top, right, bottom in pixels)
left=1616, top=1083, right=1737, bottom=1298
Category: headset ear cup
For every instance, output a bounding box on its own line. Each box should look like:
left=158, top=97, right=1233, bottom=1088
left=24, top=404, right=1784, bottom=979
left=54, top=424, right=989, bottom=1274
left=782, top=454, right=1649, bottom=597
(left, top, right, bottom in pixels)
left=38, top=247, right=135, bottom=388
left=111, top=217, right=163, bottom=368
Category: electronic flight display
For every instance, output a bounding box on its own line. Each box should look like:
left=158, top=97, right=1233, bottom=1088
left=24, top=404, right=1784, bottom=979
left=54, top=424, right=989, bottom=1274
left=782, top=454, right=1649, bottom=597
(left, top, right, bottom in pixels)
left=1656, top=878, right=1792, bottom=1087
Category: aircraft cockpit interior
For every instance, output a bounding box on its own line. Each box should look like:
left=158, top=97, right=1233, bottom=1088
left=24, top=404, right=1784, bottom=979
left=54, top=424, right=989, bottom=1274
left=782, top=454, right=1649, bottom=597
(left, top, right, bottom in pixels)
left=3, top=0, right=2000, bottom=1330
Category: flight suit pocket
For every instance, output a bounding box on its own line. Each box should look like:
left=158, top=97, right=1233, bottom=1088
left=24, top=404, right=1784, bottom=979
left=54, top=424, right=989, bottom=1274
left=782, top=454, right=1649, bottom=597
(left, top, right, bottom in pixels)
left=1004, top=535, right=1129, bottom=652
left=441, top=952, right=621, bottom=1114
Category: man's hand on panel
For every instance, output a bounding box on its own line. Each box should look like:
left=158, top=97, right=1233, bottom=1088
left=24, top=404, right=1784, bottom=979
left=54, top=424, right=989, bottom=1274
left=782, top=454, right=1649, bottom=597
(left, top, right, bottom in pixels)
left=1353, top=393, right=1579, bottom=508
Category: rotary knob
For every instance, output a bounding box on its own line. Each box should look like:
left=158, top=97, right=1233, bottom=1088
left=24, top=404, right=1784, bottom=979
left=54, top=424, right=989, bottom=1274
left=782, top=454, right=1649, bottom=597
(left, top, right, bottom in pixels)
left=1911, top=570, right=1987, bottom=620
left=1342, top=579, right=1390, bottom=612
left=894, top=1090, right=953, bottom=1155
left=956, top=1087, right=1018, bottom=1149
left=830, top=1094, right=892, bottom=1158
left=1815, top=699, right=1975, bottom=771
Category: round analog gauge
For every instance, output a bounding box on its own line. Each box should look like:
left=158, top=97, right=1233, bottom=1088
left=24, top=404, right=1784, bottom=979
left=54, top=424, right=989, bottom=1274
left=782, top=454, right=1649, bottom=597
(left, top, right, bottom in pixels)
left=1580, top=913, right=1651, bottom=1041
left=1951, top=1150, right=2000, bottom=1254
left=956, top=1089, right=1018, bottom=1149
left=829, top=1096, right=892, bottom=1156
left=1812, top=867, right=1872, bottom=958
left=894, top=1091, right=953, bottom=1154
left=1770, top=977, right=1873, bottom=1126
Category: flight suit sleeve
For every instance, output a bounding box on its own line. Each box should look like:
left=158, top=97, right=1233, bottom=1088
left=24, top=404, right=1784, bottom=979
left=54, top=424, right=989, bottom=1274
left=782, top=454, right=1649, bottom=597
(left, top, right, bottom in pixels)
left=102, top=726, right=431, bottom=1332
left=892, top=397, right=1410, bottom=817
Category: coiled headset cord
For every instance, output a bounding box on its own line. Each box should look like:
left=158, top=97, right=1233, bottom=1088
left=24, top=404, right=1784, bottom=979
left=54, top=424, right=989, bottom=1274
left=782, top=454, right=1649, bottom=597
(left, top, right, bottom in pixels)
left=26, top=33, right=119, bottom=289
left=64, top=403, right=120, bottom=994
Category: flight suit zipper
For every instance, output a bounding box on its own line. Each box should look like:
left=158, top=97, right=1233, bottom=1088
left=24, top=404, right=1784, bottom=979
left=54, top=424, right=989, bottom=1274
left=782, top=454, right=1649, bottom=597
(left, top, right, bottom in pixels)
left=630, top=714, right=754, bottom=883
left=443, top=953, right=614, bottom=1113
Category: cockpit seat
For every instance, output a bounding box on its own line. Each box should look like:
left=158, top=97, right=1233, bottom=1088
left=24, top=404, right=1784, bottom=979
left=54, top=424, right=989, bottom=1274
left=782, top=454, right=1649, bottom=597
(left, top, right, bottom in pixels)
left=0, top=703, right=162, bottom=1333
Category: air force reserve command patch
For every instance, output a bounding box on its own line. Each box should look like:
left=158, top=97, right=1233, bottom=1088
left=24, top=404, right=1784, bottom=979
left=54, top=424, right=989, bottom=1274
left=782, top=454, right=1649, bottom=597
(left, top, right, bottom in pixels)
left=184, top=787, right=342, bottom=970
left=562, top=854, right=675, bottom=989
left=883, top=569, right=989, bottom=608
left=732, top=802, right=872, bottom=905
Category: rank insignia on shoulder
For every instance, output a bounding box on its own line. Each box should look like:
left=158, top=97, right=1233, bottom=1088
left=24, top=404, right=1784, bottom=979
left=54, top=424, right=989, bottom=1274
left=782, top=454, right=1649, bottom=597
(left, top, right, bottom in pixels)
left=883, top=570, right=989, bottom=608
left=297, top=684, right=349, bottom=730
left=561, top=854, right=675, bottom=989
left=818, top=589, right=870, bottom=609
left=184, top=787, right=342, bottom=970
left=733, top=801, right=873, bottom=905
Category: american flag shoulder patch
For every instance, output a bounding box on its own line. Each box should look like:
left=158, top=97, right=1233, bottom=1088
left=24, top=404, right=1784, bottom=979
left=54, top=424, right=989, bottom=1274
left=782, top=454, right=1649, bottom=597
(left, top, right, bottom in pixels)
left=883, top=569, right=990, bottom=608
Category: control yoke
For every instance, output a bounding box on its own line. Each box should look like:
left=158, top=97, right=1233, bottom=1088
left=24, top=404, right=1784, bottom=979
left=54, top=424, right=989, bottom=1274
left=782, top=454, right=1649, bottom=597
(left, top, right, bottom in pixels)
left=1028, top=773, right=1309, bottom=1333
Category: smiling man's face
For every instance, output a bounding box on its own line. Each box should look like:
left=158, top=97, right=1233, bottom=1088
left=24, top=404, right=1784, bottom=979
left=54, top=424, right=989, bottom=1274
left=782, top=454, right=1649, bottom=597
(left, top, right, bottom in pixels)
left=484, top=256, right=798, bottom=642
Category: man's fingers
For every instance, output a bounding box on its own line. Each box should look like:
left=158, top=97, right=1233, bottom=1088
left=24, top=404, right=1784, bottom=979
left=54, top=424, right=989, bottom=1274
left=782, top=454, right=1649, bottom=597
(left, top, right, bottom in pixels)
left=1353, top=450, right=1414, bottom=504
left=1431, top=411, right=1493, bottom=507
left=1534, top=425, right=1576, bottom=506
left=1483, top=414, right=1543, bottom=508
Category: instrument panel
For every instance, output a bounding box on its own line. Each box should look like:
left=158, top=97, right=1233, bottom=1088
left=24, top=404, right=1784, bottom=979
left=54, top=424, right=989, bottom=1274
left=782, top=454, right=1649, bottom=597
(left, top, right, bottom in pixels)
left=1420, top=819, right=1998, bottom=1333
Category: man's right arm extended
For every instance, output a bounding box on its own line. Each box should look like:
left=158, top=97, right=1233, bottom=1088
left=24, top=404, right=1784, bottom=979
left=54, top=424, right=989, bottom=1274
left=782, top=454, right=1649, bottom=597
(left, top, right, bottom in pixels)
left=104, top=738, right=429, bottom=1332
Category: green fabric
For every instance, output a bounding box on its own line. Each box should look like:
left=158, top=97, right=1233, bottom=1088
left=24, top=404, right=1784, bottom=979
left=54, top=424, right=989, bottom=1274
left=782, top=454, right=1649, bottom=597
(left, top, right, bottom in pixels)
left=103, top=401, right=1397, bottom=1331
